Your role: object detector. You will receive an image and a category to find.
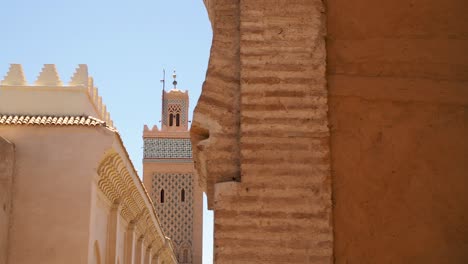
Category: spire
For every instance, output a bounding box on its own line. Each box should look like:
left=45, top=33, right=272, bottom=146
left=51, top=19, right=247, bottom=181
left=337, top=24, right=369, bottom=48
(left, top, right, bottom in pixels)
left=1, top=64, right=27, bottom=85
left=172, top=70, right=177, bottom=89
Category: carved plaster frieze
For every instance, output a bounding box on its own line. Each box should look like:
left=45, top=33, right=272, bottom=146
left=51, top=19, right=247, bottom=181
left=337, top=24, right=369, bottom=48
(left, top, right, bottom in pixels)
left=96, top=150, right=167, bottom=250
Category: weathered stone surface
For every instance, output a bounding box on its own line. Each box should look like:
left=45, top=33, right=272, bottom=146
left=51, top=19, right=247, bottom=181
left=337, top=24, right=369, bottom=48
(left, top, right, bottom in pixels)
left=327, top=0, right=468, bottom=263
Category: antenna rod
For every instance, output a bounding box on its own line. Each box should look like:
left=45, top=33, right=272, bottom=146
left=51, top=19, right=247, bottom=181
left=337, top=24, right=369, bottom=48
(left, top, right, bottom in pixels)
left=161, top=69, right=166, bottom=91
left=161, top=69, right=165, bottom=128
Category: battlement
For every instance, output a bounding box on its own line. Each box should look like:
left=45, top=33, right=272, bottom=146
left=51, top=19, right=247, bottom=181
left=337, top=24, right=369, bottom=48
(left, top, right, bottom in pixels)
left=144, top=125, right=160, bottom=133
left=0, top=64, right=114, bottom=127
left=143, top=124, right=190, bottom=138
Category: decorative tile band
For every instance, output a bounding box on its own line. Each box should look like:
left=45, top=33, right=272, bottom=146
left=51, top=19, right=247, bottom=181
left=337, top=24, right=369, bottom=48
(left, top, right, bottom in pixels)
left=144, top=138, right=192, bottom=159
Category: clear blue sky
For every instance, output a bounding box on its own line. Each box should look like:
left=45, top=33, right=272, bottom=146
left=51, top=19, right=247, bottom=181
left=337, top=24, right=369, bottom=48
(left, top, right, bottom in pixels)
left=0, top=0, right=214, bottom=262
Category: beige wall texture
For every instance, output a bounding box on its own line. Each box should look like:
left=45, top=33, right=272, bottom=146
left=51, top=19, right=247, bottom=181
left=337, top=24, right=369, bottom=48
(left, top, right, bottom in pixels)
left=0, top=126, right=177, bottom=264
left=0, top=127, right=109, bottom=264
left=327, top=0, right=468, bottom=263
left=0, top=137, right=14, bottom=264
left=193, top=0, right=468, bottom=263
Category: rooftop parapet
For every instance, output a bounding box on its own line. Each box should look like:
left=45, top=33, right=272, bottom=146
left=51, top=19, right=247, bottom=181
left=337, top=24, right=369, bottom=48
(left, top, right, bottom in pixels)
left=1, top=64, right=27, bottom=86
left=0, top=64, right=114, bottom=128
left=35, top=64, right=63, bottom=86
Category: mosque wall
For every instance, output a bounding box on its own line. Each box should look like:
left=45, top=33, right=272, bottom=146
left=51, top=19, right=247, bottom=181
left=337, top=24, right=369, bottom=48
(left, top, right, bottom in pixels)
left=0, top=127, right=111, bottom=264
left=0, top=137, right=14, bottom=264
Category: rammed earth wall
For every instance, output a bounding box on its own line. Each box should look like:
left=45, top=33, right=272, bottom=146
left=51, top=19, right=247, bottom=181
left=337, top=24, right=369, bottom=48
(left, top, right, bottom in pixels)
left=193, top=0, right=332, bottom=263
left=327, top=0, right=468, bottom=262
left=193, top=0, right=468, bottom=263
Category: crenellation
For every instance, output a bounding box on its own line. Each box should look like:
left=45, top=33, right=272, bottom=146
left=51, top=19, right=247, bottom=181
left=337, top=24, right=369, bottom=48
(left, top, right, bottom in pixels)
left=143, top=125, right=160, bottom=133
left=1, top=64, right=27, bottom=85
left=97, top=96, right=103, bottom=115
left=1, top=64, right=116, bottom=128
left=101, top=105, right=107, bottom=122
left=91, top=87, right=98, bottom=102
left=69, top=64, right=88, bottom=86
left=35, top=64, right=63, bottom=86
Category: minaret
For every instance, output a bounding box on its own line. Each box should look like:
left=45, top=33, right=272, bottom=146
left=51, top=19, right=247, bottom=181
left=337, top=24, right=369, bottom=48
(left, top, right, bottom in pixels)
left=142, top=71, right=202, bottom=264
left=161, top=71, right=189, bottom=131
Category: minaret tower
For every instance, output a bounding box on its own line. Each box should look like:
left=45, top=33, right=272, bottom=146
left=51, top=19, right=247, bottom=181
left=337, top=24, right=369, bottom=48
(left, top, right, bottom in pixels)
left=143, top=71, right=202, bottom=264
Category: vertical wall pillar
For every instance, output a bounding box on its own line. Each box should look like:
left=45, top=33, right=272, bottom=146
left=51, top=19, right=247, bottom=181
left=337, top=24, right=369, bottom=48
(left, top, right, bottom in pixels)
left=151, top=255, right=158, bottom=264
left=144, top=246, right=152, bottom=264
left=134, top=236, right=144, bottom=264
left=106, top=202, right=121, bottom=264
left=0, top=137, right=14, bottom=264
left=125, top=223, right=136, bottom=264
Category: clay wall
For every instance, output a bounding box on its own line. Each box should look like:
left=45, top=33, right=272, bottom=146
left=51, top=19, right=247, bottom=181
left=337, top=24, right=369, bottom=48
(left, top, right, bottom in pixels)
left=191, top=0, right=241, bottom=207
left=192, top=0, right=333, bottom=263
left=327, top=0, right=468, bottom=262
left=0, top=137, right=14, bottom=264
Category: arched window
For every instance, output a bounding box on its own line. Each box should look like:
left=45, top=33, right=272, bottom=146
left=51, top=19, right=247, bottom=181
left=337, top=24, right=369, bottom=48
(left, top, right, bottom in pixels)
left=176, top=113, right=180, bottom=126
left=181, top=189, right=185, bottom=202
left=169, top=113, right=174, bottom=126
left=160, top=189, right=165, bottom=203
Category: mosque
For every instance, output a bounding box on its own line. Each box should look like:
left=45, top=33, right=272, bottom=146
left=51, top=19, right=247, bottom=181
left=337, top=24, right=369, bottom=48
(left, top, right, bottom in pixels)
left=0, top=64, right=192, bottom=264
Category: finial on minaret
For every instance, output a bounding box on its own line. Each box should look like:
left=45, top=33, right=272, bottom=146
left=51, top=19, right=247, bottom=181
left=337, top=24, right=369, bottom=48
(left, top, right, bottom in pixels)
left=172, top=70, right=177, bottom=89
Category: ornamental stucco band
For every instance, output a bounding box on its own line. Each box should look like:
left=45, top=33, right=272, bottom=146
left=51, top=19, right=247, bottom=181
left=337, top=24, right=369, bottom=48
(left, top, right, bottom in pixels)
left=97, top=151, right=167, bottom=249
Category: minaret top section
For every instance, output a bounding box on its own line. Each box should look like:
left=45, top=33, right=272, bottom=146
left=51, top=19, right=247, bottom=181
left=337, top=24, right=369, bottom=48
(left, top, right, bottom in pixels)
left=143, top=70, right=189, bottom=136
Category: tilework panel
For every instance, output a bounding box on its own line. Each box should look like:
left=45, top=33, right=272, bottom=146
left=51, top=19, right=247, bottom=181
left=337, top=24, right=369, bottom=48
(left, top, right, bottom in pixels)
left=152, top=173, right=193, bottom=263
left=144, top=138, right=192, bottom=159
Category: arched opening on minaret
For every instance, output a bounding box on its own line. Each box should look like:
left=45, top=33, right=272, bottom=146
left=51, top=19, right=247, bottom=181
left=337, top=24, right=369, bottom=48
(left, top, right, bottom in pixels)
left=160, top=189, right=165, bottom=203
left=176, top=113, right=180, bottom=127
left=169, top=113, right=174, bottom=126
left=181, top=188, right=185, bottom=202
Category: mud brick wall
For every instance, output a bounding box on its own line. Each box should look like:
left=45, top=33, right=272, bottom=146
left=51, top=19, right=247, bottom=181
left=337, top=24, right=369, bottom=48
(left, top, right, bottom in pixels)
left=193, top=0, right=332, bottom=263
left=327, top=0, right=468, bottom=263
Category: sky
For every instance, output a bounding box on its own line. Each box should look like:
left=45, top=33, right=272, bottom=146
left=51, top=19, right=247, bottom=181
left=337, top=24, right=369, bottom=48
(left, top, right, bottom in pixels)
left=0, top=0, right=214, bottom=262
